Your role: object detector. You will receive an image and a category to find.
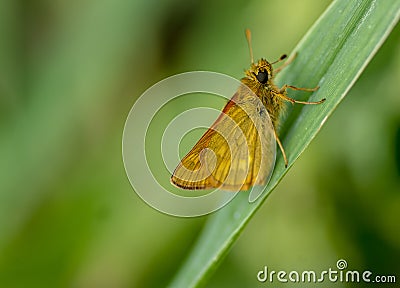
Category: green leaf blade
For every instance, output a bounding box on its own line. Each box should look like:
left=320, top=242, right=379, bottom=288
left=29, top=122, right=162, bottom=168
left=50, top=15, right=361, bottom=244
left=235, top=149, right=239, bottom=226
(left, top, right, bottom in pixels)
left=169, top=1, right=400, bottom=287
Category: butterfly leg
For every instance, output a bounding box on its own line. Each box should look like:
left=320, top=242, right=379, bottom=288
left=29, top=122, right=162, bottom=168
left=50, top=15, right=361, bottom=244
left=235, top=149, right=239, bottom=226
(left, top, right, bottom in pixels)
left=273, top=127, right=288, bottom=168
left=278, top=85, right=325, bottom=104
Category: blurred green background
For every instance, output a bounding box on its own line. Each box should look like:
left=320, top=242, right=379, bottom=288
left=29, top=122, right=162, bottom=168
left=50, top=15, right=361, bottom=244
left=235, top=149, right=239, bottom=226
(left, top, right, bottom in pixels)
left=0, top=0, right=399, bottom=287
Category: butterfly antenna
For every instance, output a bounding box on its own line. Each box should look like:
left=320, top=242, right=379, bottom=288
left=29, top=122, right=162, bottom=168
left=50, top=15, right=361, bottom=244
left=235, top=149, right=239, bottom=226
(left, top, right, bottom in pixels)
left=271, top=54, right=287, bottom=65
left=245, top=29, right=254, bottom=64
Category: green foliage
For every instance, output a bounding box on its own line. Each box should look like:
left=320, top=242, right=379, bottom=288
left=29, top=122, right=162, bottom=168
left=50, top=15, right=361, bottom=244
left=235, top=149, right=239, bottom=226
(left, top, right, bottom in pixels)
left=0, top=0, right=399, bottom=287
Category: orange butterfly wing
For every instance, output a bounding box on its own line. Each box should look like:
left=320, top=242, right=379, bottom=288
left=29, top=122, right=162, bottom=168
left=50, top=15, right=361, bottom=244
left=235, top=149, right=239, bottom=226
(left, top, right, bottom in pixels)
left=171, top=85, right=276, bottom=191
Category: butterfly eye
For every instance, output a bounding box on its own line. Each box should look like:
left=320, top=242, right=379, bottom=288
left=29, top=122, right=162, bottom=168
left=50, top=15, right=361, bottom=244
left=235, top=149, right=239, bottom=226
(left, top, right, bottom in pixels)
left=256, top=71, right=268, bottom=84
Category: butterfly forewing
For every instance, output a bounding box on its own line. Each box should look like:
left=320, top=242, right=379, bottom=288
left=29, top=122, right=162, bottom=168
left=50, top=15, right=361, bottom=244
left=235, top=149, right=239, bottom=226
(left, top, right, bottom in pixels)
left=171, top=84, right=276, bottom=191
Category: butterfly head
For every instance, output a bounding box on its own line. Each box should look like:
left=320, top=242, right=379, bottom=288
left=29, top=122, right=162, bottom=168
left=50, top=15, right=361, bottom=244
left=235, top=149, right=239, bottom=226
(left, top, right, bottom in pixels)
left=244, top=30, right=287, bottom=87
left=246, top=59, right=273, bottom=85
